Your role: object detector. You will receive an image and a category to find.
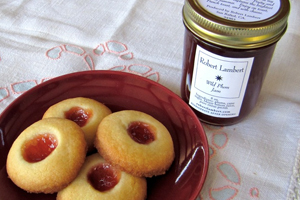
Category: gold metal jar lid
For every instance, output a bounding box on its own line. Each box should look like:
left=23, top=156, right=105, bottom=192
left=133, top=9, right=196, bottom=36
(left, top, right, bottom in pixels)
left=183, top=0, right=290, bottom=49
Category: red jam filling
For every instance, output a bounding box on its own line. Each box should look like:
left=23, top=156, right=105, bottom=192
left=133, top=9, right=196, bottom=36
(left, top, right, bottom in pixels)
left=127, top=121, right=155, bottom=144
left=87, top=163, right=121, bottom=192
left=22, top=133, right=58, bottom=163
left=64, top=106, right=91, bottom=127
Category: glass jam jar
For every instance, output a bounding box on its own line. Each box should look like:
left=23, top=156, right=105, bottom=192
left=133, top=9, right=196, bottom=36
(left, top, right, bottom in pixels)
left=181, top=0, right=290, bottom=125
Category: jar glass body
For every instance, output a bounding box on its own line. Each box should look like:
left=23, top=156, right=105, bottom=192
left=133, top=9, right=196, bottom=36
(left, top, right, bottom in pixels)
left=181, top=28, right=277, bottom=125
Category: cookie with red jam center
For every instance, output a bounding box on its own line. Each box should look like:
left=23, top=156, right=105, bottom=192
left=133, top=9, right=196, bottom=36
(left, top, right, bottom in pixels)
left=57, top=153, right=147, bottom=200
left=6, top=118, right=87, bottom=194
left=95, top=110, right=175, bottom=177
left=43, top=97, right=111, bottom=152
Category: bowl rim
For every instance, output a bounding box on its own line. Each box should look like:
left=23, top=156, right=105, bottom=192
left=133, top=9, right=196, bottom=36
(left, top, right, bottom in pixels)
left=0, top=70, right=209, bottom=199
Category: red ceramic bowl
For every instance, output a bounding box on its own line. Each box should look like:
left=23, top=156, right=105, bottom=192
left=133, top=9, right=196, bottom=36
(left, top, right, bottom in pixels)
left=0, top=71, right=208, bottom=200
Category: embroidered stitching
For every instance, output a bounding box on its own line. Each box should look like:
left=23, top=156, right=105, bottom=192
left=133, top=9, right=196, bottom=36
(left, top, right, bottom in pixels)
left=84, top=55, right=94, bottom=70
left=128, top=64, right=152, bottom=75
left=209, top=145, right=217, bottom=159
left=119, top=52, right=134, bottom=60
left=46, top=45, right=63, bottom=60
left=250, top=187, right=259, bottom=198
left=212, top=131, right=228, bottom=149
left=0, top=87, right=9, bottom=103
left=0, top=41, right=160, bottom=105
left=209, top=186, right=238, bottom=200
left=203, top=124, right=224, bottom=131
left=63, top=44, right=85, bottom=56
left=93, top=43, right=106, bottom=56
left=105, top=40, right=128, bottom=54
left=45, top=40, right=159, bottom=81
left=217, top=161, right=241, bottom=185
left=46, top=44, right=94, bottom=70
left=202, top=125, right=260, bottom=200
left=145, top=72, right=160, bottom=82
left=11, top=80, right=38, bottom=94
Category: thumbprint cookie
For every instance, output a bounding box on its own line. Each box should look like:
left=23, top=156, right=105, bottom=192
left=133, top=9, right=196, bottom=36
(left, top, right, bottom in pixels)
left=6, top=118, right=87, bottom=193
left=95, top=110, right=175, bottom=177
left=43, top=97, right=111, bottom=151
left=57, top=153, right=147, bottom=200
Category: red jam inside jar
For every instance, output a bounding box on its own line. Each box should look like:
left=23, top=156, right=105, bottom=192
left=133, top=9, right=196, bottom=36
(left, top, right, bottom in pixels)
left=64, top=107, right=91, bottom=127
left=87, top=163, right=121, bottom=192
left=181, top=0, right=290, bottom=125
left=181, top=30, right=277, bottom=125
left=127, top=121, right=155, bottom=144
left=22, top=133, right=58, bottom=163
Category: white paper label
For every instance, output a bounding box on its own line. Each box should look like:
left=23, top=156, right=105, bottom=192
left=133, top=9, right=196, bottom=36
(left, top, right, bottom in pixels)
left=198, top=0, right=281, bottom=22
left=189, top=45, right=254, bottom=118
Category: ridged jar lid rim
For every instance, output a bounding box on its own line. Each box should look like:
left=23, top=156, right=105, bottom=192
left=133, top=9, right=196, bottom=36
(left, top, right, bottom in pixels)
left=183, top=0, right=290, bottom=49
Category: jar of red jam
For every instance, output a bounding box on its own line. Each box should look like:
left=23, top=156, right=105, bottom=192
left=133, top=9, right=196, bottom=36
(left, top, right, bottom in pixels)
left=181, top=0, right=290, bottom=125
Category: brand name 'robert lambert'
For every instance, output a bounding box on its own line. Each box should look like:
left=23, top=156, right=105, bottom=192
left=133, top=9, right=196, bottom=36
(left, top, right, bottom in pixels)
left=199, top=57, right=245, bottom=73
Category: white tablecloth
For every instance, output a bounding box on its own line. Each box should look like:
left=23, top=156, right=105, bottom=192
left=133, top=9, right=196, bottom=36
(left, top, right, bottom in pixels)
left=0, top=0, right=299, bottom=199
